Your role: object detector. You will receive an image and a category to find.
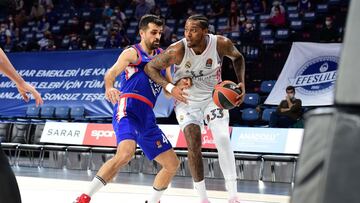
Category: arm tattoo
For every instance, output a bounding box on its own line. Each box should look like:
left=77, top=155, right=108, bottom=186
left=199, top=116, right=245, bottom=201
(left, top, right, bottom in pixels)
left=144, top=48, right=177, bottom=88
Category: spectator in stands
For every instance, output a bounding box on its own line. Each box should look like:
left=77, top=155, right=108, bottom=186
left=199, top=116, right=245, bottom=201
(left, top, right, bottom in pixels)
left=14, top=0, right=24, bottom=12
left=0, top=23, right=12, bottom=49
left=207, top=0, right=225, bottom=18
left=270, top=0, right=285, bottom=17
left=135, top=0, right=152, bottom=21
left=298, top=0, right=312, bottom=14
left=37, top=16, right=50, bottom=33
left=270, top=86, right=302, bottom=128
left=30, top=2, right=45, bottom=21
left=267, top=5, right=286, bottom=29
left=240, top=20, right=257, bottom=46
left=80, top=21, right=96, bottom=47
left=228, top=0, right=239, bottom=30
left=38, top=31, right=56, bottom=51
left=319, top=16, right=339, bottom=43
left=68, top=33, right=80, bottom=50
left=45, top=6, right=58, bottom=25
left=160, top=18, right=173, bottom=47
left=15, top=9, right=28, bottom=28
left=102, top=2, right=113, bottom=19
left=38, top=0, right=54, bottom=9
left=80, top=39, right=92, bottom=50
left=0, top=47, right=43, bottom=203
left=113, top=6, right=127, bottom=25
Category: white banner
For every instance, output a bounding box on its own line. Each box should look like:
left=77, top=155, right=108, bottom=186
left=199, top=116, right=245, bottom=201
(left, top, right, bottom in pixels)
left=41, top=122, right=88, bottom=144
left=265, top=42, right=342, bottom=106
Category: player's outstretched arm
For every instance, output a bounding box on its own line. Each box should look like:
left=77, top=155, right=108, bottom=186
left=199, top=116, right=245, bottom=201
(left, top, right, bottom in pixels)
left=0, top=48, right=43, bottom=106
left=104, top=47, right=137, bottom=104
left=217, top=36, right=246, bottom=106
left=145, top=42, right=188, bottom=103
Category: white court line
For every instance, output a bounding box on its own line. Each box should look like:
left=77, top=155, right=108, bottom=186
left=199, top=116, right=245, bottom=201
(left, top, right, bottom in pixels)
left=16, top=176, right=290, bottom=203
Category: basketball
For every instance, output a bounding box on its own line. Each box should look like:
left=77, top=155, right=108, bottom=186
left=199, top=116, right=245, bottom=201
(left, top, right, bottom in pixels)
left=212, top=80, right=242, bottom=110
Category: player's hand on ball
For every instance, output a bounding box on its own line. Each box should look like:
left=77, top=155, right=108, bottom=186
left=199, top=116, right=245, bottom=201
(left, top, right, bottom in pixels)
left=171, top=86, right=188, bottom=104
left=235, top=82, right=245, bottom=106
left=105, top=87, right=122, bottom=104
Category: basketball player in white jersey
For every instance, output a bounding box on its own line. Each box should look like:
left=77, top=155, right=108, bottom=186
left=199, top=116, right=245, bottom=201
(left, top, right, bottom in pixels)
left=145, top=14, right=245, bottom=203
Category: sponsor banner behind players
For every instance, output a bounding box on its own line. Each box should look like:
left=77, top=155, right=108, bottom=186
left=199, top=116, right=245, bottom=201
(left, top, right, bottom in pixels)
left=41, top=122, right=88, bottom=144
left=231, top=127, right=304, bottom=154
left=41, top=122, right=303, bottom=154
left=0, top=50, right=174, bottom=118
left=265, top=42, right=342, bottom=106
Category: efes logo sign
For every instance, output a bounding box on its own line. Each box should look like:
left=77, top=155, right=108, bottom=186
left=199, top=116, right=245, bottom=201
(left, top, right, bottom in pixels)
left=291, top=56, right=339, bottom=95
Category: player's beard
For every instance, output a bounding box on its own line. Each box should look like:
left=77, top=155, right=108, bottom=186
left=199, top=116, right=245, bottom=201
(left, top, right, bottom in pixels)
left=146, top=40, right=160, bottom=50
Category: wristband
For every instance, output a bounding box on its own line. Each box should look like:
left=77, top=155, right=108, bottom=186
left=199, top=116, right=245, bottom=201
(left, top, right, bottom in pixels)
left=165, top=83, right=175, bottom=93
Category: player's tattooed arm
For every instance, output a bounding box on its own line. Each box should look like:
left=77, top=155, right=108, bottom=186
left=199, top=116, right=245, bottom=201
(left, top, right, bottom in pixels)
left=144, top=42, right=184, bottom=88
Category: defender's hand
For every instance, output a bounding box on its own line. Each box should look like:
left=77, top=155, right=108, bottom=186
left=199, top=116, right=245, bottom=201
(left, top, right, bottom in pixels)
left=105, top=87, right=122, bottom=105
left=16, top=81, right=43, bottom=107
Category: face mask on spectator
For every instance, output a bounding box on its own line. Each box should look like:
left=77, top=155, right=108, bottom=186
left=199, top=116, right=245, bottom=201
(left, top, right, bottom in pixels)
left=0, top=26, right=5, bottom=32
left=288, top=93, right=294, bottom=99
left=246, top=23, right=252, bottom=29
left=240, top=17, right=245, bottom=22
left=325, top=20, right=332, bottom=26
left=84, top=25, right=90, bottom=30
left=114, top=9, right=119, bottom=13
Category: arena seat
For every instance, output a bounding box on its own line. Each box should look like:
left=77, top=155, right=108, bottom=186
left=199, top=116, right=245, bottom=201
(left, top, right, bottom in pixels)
left=40, top=106, right=55, bottom=119
left=26, top=106, right=41, bottom=118
left=243, top=93, right=260, bottom=108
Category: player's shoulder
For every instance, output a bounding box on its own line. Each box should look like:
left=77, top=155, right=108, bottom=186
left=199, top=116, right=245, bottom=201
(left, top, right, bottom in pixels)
left=119, top=45, right=138, bottom=62
left=216, top=35, right=233, bottom=46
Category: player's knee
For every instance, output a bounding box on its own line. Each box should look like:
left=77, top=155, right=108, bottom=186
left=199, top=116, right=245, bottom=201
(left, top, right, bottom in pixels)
left=114, top=151, right=133, bottom=166
left=163, top=157, right=180, bottom=173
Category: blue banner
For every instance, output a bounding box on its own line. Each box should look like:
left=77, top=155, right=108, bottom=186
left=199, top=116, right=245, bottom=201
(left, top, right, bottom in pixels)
left=0, top=49, right=174, bottom=118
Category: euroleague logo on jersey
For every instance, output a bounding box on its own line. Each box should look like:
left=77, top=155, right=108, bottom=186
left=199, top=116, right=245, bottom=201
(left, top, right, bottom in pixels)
left=205, top=58, right=212, bottom=68
left=291, top=56, right=339, bottom=95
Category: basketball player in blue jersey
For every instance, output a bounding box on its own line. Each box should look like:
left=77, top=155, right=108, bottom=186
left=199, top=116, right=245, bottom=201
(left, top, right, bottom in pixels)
left=145, top=15, right=245, bottom=203
left=74, top=15, right=184, bottom=203
left=0, top=47, right=43, bottom=203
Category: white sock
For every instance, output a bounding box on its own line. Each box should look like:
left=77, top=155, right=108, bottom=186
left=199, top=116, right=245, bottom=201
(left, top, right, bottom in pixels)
left=85, top=175, right=107, bottom=197
left=147, top=187, right=166, bottom=203
left=194, top=180, right=209, bottom=201
left=225, top=179, right=238, bottom=199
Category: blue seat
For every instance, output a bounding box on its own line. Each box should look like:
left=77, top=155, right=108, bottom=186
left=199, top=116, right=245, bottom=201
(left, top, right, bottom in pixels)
left=275, top=29, right=289, bottom=40
left=260, top=80, right=276, bottom=94
left=316, top=4, right=328, bottom=13
left=70, top=106, right=85, bottom=120
left=55, top=106, right=70, bottom=119
left=260, top=29, right=273, bottom=39
left=290, top=20, right=303, bottom=30
left=243, top=93, right=260, bottom=107
left=303, top=12, right=316, bottom=22
left=288, top=12, right=299, bottom=20
left=242, top=108, right=260, bottom=122
left=26, top=106, right=40, bottom=118
left=40, top=106, right=55, bottom=119
left=262, top=108, right=276, bottom=122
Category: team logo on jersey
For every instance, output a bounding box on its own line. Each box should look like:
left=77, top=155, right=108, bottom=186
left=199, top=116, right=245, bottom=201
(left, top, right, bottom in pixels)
left=179, top=115, right=184, bottom=122
left=185, top=61, right=191, bottom=69
left=291, top=56, right=339, bottom=95
left=205, top=58, right=212, bottom=68
left=156, top=140, right=162, bottom=148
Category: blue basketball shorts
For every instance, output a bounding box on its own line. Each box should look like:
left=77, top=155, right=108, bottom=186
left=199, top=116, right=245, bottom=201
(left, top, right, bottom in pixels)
left=112, top=95, right=172, bottom=160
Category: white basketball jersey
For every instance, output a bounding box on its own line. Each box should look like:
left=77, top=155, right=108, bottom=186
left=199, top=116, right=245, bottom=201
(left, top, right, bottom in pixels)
left=173, top=34, right=222, bottom=104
